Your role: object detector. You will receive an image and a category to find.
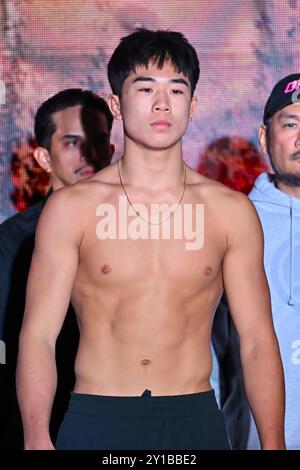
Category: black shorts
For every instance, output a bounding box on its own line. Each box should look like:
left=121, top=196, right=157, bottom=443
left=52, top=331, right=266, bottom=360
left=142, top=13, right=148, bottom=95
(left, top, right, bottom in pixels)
left=56, top=389, right=230, bottom=450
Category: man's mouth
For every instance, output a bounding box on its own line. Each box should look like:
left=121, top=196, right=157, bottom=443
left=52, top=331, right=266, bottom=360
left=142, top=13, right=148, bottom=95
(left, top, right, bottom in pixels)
left=75, top=165, right=95, bottom=176
left=151, top=120, right=172, bottom=128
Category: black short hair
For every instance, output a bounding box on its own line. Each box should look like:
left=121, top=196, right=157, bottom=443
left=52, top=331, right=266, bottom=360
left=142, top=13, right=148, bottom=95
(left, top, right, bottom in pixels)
left=34, top=88, right=113, bottom=151
left=108, top=29, right=200, bottom=96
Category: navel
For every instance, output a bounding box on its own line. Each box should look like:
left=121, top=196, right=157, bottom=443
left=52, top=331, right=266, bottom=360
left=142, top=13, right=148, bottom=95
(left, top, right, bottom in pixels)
left=204, top=266, right=212, bottom=275
left=141, top=358, right=151, bottom=366
left=101, top=264, right=111, bottom=274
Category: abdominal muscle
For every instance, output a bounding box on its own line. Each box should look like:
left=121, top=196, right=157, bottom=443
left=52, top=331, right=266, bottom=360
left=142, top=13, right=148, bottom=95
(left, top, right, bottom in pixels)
left=72, top=291, right=216, bottom=397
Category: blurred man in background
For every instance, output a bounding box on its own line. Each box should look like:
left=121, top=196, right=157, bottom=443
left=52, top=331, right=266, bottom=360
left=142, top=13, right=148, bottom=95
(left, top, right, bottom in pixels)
left=246, top=74, right=300, bottom=450
left=211, top=75, right=300, bottom=450
left=0, top=88, right=114, bottom=449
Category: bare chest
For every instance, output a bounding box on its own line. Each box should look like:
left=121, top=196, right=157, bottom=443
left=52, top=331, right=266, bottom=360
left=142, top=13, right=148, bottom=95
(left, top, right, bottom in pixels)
left=78, top=210, right=225, bottom=292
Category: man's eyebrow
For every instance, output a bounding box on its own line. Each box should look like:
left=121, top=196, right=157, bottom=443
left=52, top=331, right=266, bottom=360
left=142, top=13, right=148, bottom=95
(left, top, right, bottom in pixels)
left=279, top=112, right=300, bottom=121
left=170, top=78, right=189, bottom=87
left=132, top=76, right=154, bottom=84
left=62, top=134, right=82, bottom=139
left=132, top=76, right=189, bottom=87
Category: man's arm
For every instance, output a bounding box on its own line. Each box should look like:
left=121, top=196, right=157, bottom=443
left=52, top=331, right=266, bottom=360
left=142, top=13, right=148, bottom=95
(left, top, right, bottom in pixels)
left=222, top=193, right=285, bottom=450
left=16, top=189, right=81, bottom=449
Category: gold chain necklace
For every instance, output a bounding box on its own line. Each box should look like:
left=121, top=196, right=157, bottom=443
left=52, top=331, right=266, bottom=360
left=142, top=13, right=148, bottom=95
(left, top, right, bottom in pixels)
left=117, top=158, right=186, bottom=226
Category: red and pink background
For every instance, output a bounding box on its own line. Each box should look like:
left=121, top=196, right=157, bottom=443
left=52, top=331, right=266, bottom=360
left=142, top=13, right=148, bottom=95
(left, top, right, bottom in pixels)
left=1, top=0, right=299, bottom=220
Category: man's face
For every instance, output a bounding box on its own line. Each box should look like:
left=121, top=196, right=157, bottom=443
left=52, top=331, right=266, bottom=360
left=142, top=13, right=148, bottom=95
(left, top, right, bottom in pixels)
left=262, top=103, right=300, bottom=187
left=48, top=104, right=112, bottom=189
left=113, top=60, right=197, bottom=151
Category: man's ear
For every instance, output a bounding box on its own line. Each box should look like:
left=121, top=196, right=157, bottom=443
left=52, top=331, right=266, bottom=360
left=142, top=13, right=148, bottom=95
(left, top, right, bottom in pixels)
left=33, top=147, right=52, bottom=173
left=108, top=94, right=122, bottom=120
left=259, top=124, right=268, bottom=155
left=189, top=95, right=198, bottom=121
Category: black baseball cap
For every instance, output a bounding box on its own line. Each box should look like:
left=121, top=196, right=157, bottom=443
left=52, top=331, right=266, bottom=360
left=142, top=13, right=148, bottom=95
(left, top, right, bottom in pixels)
left=263, top=74, right=300, bottom=124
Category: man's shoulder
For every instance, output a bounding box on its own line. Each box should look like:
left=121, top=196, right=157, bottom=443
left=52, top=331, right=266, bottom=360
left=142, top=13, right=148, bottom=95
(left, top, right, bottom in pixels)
left=0, top=199, right=45, bottom=250
left=188, top=169, right=260, bottom=242
left=189, top=168, right=250, bottom=207
left=37, top=174, right=116, bottom=236
left=50, top=165, right=117, bottom=205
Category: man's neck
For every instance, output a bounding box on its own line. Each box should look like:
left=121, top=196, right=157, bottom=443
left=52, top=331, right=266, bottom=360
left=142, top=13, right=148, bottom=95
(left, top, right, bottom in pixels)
left=276, top=180, right=300, bottom=199
left=122, top=142, right=184, bottom=191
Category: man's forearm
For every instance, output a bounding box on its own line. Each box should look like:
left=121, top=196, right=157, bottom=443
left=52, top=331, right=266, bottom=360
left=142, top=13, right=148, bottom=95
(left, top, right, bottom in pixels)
left=240, top=337, right=286, bottom=449
left=16, top=331, right=57, bottom=449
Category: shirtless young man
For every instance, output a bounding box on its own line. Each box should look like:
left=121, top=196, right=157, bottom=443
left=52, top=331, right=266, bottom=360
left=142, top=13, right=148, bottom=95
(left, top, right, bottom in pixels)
left=16, top=29, right=285, bottom=450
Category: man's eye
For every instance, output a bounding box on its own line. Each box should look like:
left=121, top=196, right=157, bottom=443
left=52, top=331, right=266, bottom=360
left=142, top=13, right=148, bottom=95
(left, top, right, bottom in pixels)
left=66, top=139, right=78, bottom=146
left=284, top=123, right=297, bottom=128
left=171, top=89, right=183, bottom=94
left=139, top=88, right=152, bottom=93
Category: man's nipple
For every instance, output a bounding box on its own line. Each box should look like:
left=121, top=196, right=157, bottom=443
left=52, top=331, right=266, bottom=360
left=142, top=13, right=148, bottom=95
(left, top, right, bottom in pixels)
left=101, top=264, right=111, bottom=274
left=204, top=266, right=212, bottom=275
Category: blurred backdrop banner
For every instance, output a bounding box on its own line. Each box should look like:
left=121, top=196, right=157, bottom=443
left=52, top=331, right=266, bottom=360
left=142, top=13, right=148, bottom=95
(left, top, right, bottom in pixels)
left=1, top=0, right=300, bottom=221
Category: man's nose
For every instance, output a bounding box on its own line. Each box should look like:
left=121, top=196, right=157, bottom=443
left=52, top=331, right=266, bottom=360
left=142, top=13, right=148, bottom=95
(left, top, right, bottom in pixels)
left=295, top=130, right=300, bottom=147
left=152, top=91, right=171, bottom=112
left=80, top=152, right=86, bottom=161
